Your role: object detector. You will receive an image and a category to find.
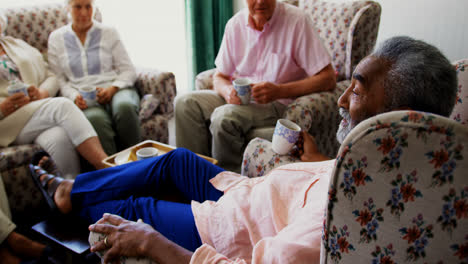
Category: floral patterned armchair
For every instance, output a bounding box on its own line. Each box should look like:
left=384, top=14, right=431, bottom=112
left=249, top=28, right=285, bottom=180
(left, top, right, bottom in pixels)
left=321, top=110, right=468, bottom=263
left=450, top=59, right=468, bottom=125
left=195, top=0, right=381, bottom=156
left=0, top=3, right=176, bottom=222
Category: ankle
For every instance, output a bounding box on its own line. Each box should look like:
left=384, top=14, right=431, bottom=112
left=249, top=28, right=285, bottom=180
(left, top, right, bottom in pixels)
left=55, top=180, right=73, bottom=214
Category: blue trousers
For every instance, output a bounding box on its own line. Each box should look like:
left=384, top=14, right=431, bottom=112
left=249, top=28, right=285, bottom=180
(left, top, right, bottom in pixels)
left=71, top=148, right=224, bottom=251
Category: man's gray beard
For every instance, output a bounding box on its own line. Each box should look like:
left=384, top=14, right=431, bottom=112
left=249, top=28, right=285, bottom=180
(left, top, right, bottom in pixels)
left=336, top=108, right=356, bottom=145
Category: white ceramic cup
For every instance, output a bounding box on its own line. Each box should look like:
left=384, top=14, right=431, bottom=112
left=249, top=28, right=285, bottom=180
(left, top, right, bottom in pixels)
left=79, top=86, right=98, bottom=106
left=232, top=78, right=251, bottom=105
left=272, top=119, right=301, bottom=155
left=136, top=147, right=159, bottom=160
left=7, top=81, right=29, bottom=97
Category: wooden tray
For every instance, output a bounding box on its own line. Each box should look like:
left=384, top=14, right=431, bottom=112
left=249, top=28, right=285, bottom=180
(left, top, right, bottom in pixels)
left=102, top=140, right=218, bottom=167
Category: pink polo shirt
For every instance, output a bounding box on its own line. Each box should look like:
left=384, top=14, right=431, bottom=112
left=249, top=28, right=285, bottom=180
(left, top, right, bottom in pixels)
left=215, top=2, right=331, bottom=104
left=190, top=159, right=335, bottom=264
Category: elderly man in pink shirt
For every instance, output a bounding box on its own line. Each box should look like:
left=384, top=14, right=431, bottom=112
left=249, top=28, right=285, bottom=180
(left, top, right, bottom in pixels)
left=29, top=37, right=457, bottom=263
left=175, top=0, right=336, bottom=173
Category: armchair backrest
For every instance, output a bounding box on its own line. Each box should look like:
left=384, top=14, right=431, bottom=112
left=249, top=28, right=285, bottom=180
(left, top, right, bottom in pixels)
left=3, top=3, right=101, bottom=54
left=300, top=0, right=381, bottom=81
left=450, top=59, right=468, bottom=125
left=322, top=110, right=468, bottom=263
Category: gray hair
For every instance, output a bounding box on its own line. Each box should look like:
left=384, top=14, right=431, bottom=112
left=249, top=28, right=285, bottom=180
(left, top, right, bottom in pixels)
left=0, top=11, right=7, bottom=35
left=372, top=36, right=457, bottom=117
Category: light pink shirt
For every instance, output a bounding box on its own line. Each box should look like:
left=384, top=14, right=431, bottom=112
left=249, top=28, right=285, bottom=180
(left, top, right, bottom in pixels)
left=191, top=160, right=335, bottom=264
left=215, top=2, right=331, bottom=105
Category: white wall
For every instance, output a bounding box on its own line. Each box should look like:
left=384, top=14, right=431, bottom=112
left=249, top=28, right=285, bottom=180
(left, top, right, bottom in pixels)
left=233, top=0, right=468, bottom=61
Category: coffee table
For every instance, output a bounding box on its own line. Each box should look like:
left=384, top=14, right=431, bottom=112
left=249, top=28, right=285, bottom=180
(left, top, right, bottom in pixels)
left=102, top=140, right=218, bottom=167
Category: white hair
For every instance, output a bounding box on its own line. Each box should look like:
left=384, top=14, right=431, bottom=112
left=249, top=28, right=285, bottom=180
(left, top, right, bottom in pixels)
left=0, top=11, right=7, bottom=35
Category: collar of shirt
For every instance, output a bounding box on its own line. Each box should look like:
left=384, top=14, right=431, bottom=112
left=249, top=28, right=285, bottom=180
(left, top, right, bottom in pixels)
left=245, top=1, right=283, bottom=33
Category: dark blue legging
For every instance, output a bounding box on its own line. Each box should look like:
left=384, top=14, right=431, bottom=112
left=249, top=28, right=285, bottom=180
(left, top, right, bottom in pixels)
left=71, top=148, right=224, bottom=251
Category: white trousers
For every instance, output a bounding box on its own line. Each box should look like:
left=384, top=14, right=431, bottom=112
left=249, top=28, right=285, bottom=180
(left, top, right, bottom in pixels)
left=13, top=98, right=97, bottom=177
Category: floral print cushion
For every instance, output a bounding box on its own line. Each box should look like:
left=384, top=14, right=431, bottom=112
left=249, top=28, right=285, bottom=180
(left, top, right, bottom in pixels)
left=450, top=59, right=468, bottom=125
left=322, top=110, right=468, bottom=263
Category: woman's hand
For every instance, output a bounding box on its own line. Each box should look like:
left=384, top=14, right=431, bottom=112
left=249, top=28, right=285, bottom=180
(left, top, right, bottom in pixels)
left=251, top=82, right=280, bottom=104
left=74, top=95, right=88, bottom=110
left=97, top=86, right=118, bottom=105
left=0, top=93, right=30, bottom=117
left=89, top=214, right=159, bottom=263
left=27, top=85, right=49, bottom=101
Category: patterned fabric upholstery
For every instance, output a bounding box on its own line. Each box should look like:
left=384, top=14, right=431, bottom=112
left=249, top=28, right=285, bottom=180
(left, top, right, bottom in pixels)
left=450, top=59, right=468, bottom=125
left=196, top=0, right=381, bottom=173
left=0, top=4, right=176, bottom=219
left=322, top=110, right=468, bottom=263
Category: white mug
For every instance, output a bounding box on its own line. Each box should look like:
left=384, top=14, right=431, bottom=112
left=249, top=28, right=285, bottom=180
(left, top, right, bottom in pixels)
left=7, top=81, right=29, bottom=97
left=232, top=78, right=251, bottom=105
left=136, top=147, right=159, bottom=160
left=79, top=87, right=98, bottom=106
left=272, top=119, right=301, bottom=155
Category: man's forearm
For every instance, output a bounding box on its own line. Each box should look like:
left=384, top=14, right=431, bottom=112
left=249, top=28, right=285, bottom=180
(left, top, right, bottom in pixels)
left=278, top=64, right=336, bottom=98
left=143, top=231, right=193, bottom=264
left=213, top=71, right=232, bottom=101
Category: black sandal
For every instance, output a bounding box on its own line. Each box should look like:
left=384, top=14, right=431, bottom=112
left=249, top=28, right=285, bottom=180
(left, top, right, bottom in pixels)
left=28, top=164, right=64, bottom=213
left=31, top=151, right=62, bottom=177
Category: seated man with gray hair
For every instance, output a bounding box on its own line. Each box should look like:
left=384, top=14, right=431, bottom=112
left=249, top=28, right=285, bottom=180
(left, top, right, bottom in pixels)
left=29, top=36, right=457, bottom=264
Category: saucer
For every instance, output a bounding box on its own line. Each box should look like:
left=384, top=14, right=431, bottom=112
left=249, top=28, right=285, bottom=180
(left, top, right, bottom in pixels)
left=114, top=149, right=131, bottom=165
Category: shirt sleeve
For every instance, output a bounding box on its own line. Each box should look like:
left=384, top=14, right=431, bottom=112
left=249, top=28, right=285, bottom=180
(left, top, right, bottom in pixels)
left=108, top=27, right=137, bottom=89
left=293, top=14, right=332, bottom=76
left=47, top=30, right=80, bottom=101
left=214, top=20, right=236, bottom=76
left=38, top=68, right=59, bottom=97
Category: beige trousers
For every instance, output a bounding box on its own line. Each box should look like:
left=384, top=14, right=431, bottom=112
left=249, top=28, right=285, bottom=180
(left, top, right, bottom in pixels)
left=175, top=90, right=286, bottom=172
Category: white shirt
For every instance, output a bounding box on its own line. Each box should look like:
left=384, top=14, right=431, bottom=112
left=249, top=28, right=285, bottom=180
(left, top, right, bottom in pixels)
left=48, top=21, right=136, bottom=101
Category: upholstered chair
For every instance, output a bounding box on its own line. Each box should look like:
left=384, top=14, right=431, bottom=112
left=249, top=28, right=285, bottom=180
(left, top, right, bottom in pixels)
left=450, top=59, right=468, bottom=125
left=0, top=3, right=176, bottom=222
left=322, top=110, right=468, bottom=263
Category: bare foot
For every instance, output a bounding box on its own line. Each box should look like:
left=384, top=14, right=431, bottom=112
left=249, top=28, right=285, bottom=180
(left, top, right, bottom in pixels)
left=33, top=166, right=74, bottom=214
left=37, top=156, right=61, bottom=176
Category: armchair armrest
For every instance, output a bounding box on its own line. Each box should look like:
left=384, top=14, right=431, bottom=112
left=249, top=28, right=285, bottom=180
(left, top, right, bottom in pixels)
left=0, top=144, right=46, bottom=223
left=283, top=80, right=349, bottom=158
left=135, top=67, right=177, bottom=116
left=195, top=68, right=216, bottom=90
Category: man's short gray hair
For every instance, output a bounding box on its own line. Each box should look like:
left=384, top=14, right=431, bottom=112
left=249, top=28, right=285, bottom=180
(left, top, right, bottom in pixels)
left=372, top=36, right=457, bottom=117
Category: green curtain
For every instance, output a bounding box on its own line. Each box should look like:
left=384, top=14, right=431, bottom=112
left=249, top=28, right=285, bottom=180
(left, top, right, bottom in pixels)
left=185, top=0, right=233, bottom=91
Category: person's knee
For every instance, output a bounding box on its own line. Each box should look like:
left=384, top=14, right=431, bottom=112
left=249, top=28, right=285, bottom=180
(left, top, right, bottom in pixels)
left=171, top=148, right=195, bottom=160
left=113, top=101, right=138, bottom=120
left=175, top=93, right=200, bottom=116
left=210, top=105, right=240, bottom=131
left=84, top=108, right=111, bottom=128
left=52, top=97, right=76, bottom=111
